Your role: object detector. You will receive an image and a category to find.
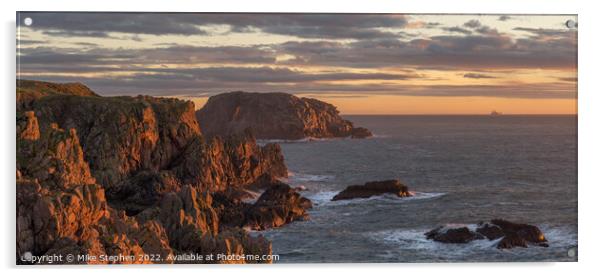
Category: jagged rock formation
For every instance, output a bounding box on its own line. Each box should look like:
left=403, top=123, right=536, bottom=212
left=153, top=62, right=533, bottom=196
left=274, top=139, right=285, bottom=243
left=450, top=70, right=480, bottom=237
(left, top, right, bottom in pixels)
left=212, top=180, right=313, bottom=231
left=196, top=91, right=372, bottom=140
left=245, top=183, right=312, bottom=230
left=16, top=80, right=306, bottom=264
left=331, top=179, right=412, bottom=201
left=425, top=219, right=549, bottom=249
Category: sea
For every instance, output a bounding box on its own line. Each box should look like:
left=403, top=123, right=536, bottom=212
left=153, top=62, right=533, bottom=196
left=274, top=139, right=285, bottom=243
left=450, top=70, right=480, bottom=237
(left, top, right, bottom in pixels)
left=257, top=115, right=578, bottom=263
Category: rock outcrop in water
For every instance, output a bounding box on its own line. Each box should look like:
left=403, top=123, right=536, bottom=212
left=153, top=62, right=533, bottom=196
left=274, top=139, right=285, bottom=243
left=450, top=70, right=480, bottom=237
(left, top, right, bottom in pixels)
left=331, top=180, right=412, bottom=201
left=16, top=80, right=308, bottom=264
left=425, top=219, right=549, bottom=249
left=425, top=226, right=484, bottom=243
left=196, top=91, right=372, bottom=140
left=212, top=179, right=313, bottom=231
left=245, top=183, right=313, bottom=230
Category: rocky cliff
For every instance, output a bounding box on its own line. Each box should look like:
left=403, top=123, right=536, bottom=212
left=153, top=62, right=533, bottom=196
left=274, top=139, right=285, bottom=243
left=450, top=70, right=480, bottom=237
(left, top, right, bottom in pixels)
left=196, top=91, right=372, bottom=140
left=16, top=80, right=304, bottom=264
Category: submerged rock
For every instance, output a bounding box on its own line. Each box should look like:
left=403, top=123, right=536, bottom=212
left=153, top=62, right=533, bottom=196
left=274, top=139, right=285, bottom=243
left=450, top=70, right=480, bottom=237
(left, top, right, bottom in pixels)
left=425, top=219, right=549, bottom=250
left=196, top=91, right=372, bottom=140
left=331, top=179, right=412, bottom=201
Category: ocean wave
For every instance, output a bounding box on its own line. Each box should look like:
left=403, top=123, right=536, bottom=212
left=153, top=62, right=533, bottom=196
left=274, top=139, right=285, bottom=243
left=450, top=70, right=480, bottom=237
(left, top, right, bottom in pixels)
left=540, top=225, right=578, bottom=248
left=257, top=136, right=350, bottom=145
left=368, top=225, right=577, bottom=258
left=373, top=228, right=501, bottom=255
left=304, top=191, right=446, bottom=206
left=285, top=172, right=335, bottom=183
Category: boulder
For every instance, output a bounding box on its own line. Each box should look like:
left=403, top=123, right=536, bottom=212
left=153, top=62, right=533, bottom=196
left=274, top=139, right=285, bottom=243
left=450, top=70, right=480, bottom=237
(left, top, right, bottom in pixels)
left=425, top=226, right=484, bottom=243
left=331, top=179, right=412, bottom=201
left=490, top=219, right=548, bottom=245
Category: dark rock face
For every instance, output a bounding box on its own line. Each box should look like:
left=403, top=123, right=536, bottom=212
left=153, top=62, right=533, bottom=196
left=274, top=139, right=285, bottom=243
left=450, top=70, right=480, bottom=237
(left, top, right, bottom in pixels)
left=245, top=183, right=312, bottom=231
left=489, top=219, right=549, bottom=249
left=497, top=233, right=528, bottom=249
left=425, top=226, right=484, bottom=243
left=16, top=80, right=295, bottom=264
left=211, top=180, right=313, bottom=232
left=351, top=127, right=372, bottom=139
left=476, top=222, right=505, bottom=240
left=331, top=179, right=412, bottom=201
left=425, top=219, right=549, bottom=250
left=196, top=91, right=372, bottom=140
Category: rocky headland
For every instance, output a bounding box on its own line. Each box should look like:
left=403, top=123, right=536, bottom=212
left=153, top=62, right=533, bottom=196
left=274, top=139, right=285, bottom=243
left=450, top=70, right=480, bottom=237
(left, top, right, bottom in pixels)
left=196, top=91, right=372, bottom=140
left=16, top=80, right=311, bottom=264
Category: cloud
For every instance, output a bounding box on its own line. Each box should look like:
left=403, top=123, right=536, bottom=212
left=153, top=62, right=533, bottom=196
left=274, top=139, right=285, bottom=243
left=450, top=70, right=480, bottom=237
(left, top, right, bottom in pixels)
left=514, top=27, right=576, bottom=39
left=18, top=13, right=210, bottom=36
left=16, top=13, right=577, bottom=101
left=277, top=32, right=575, bottom=69
left=463, top=73, right=496, bottom=79
left=406, top=20, right=441, bottom=29
left=442, top=26, right=472, bottom=35
left=21, top=74, right=576, bottom=100
left=463, top=20, right=482, bottom=29
left=17, top=39, right=47, bottom=45
left=18, top=44, right=278, bottom=67
left=474, top=26, right=500, bottom=36
left=18, top=13, right=408, bottom=40
left=558, top=77, right=577, bottom=82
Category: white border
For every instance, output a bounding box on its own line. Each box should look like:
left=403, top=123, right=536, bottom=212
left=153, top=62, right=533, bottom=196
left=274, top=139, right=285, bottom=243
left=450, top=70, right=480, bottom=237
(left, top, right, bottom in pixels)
left=2, top=1, right=600, bottom=276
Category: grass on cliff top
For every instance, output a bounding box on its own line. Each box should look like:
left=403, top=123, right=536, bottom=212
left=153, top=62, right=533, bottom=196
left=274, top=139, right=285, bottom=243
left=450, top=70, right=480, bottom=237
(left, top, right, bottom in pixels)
left=17, top=79, right=99, bottom=97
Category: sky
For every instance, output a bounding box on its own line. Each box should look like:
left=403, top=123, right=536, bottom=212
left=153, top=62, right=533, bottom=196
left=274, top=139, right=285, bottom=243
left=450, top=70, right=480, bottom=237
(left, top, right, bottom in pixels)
left=16, top=13, right=577, bottom=114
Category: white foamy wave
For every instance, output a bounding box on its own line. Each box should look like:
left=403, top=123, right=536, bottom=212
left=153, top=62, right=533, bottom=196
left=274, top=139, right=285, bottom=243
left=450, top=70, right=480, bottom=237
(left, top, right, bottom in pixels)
left=286, top=172, right=335, bottom=183
left=304, top=191, right=446, bottom=206
left=404, top=191, right=446, bottom=201
left=372, top=228, right=501, bottom=256
left=304, top=191, right=339, bottom=206
left=257, top=138, right=313, bottom=145
left=369, top=225, right=577, bottom=259
left=540, top=225, right=578, bottom=248
left=369, top=133, right=389, bottom=139
left=257, top=136, right=350, bottom=145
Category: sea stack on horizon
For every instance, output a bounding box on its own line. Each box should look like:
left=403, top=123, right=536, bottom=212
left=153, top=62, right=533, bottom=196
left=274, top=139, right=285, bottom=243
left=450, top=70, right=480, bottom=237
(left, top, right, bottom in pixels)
left=196, top=91, right=373, bottom=140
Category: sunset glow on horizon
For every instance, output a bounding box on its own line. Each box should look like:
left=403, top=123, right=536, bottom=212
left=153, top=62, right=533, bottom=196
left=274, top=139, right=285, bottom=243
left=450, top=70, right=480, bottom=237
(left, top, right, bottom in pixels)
left=17, top=13, right=577, bottom=114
